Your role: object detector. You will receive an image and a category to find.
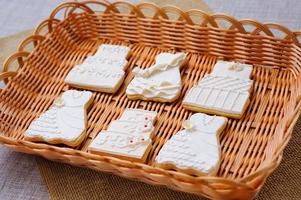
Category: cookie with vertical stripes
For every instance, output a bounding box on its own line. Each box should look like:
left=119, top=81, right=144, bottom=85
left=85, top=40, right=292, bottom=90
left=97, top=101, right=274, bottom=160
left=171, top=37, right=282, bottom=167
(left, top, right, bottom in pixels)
left=183, top=61, right=253, bottom=119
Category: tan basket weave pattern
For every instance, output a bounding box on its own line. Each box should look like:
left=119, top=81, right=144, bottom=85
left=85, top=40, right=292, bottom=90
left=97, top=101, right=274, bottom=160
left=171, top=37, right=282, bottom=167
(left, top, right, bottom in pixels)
left=1, top=1, right=301, bottom=199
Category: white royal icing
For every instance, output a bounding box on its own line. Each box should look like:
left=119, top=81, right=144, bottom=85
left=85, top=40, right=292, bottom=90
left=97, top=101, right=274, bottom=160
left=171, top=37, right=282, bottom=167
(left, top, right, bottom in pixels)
left=155, top=113, right=227, bottom=174
left=183, top=61, right=253, bottom=116
left=119, top=108, right=157, bottom=123
left=25, top=90, right=93, bottom=145
left=126, top=53, right=186, bottom=101
left=94, top=44, right=131, bottom=59
left=211, top=61, right=252, bottom=79
left=65, top=44, right=131, bottom=92
left=89, top=109, right=157, bottom=162
left=89, top=131, right=151, bottom=159
left=108, top=120, right=154, bottom=136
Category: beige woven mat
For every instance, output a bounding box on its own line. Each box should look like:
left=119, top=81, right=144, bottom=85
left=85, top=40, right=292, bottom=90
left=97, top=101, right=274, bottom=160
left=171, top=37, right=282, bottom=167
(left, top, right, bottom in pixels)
left=1, top=1, right=300, bottom=199
left=0, top=30, right=32, bottom=72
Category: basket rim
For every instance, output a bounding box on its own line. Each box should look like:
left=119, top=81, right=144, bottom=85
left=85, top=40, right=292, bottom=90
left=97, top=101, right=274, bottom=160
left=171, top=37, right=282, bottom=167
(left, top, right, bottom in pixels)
left=44, top=0, right=301, bottom=47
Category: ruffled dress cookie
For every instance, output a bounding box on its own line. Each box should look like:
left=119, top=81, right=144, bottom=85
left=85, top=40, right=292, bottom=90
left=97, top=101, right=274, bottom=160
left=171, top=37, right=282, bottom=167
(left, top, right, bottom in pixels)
left=126, top=53, right=186, bottom=102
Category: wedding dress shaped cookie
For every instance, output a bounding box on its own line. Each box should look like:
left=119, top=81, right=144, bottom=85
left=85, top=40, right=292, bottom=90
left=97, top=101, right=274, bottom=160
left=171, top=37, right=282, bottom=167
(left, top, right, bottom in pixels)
left=155, top=113, right=227, bottom=176
left=126, top=52, right=186, bottom=102
left=89, top=109, right=157, bottom=162
left=25, top=90, right=93, bottom=147
left=183, top=61, right=253, bottom=119
left=65, top=44, right=131, bottom=93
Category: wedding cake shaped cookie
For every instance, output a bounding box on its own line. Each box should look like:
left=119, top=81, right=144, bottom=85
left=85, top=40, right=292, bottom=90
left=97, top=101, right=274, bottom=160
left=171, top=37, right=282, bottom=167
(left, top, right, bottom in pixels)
left=65, top=44, right=131, bottom=93
left=183, top=61, right=253, bottom=119
left=126, top=52, right=186, bottom=102
left=89, top=109, right=157, bottom=162
left=155, top=113, right=227, bottom=176
left=25, top=90, right=93, bottom=147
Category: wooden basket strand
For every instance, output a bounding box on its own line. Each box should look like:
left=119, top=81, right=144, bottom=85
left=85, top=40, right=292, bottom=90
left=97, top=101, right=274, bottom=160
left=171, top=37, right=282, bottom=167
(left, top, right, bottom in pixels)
left=17, top=35, right=45, bottom=52
left=0, top=71, right=17, bottom=84
left=3, top=51, right=30, bottom=72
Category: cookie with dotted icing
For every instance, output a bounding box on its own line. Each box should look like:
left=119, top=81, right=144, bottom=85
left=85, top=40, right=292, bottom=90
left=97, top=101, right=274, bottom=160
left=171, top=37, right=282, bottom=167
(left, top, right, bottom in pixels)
left=89, top=109, right=157, bottom=162
left=108, top=120, right=155, bottom=138
left=65, top=44, right=131, bottom=93
left=126, top=52, right=186, bottom=102
left=183, top=61, right=253, bottom=119
left=25, top=90, right=93, bottom=147
left=155, top=113, right=227, bottom=176
left=119, top=108, right=157, bottom=123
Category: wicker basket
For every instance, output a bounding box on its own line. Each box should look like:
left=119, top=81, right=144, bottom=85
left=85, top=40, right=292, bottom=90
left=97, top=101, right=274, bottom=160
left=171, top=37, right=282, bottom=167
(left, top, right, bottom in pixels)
left=1, top=1, right=301, bottom=199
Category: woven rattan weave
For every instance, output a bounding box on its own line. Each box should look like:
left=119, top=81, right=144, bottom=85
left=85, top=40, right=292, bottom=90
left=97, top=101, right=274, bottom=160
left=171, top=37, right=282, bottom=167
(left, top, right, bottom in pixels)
left=1, top=1, right=301, bottom=199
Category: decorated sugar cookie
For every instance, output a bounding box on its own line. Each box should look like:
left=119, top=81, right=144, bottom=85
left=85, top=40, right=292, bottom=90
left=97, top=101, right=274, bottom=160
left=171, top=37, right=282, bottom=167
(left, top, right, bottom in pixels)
left=25, top=90, right=93, bottom=147
left=89, top=109, right=157, bottom=162
left=126, top=52, right=186, bottom=102
left=65, top=44, right=131, bottom=93
left=155, top=113, right=227, bottom=176
left=108, top=120, right=155, bottom=138
left=183, top=61, right=253, bottom=119
left=118, top=108, right=157, bottom=123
